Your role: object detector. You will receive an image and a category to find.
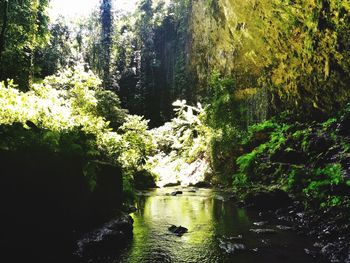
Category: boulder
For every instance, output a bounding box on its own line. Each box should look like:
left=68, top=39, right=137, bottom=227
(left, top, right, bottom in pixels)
left=168, top=225, right=188, bottom=236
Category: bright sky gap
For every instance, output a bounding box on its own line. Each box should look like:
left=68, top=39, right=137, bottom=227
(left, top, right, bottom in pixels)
left=49, top=0, right=139, bottom=20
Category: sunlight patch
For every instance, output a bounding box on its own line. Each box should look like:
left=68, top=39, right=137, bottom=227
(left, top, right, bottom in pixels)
left=148, top=153, right=211, bottom=187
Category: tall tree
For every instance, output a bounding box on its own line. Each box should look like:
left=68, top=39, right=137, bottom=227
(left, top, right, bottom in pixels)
left=0, top=0, right=8, bottom=76
left=114, top=0, right=194, bottom=126
left=100, top=0, right=112, bottom=89
left=34, top=18, right=73, bottom=78
left=0, top=0, right=49, bottom=90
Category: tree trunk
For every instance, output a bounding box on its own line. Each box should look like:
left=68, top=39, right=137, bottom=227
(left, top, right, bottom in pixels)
left=101, top=0, right=112, bottom=89
left=0, top=0, right=8, bottom=79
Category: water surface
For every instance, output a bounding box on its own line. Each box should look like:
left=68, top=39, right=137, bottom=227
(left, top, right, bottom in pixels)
left=116, top=187, right=321, bottom=263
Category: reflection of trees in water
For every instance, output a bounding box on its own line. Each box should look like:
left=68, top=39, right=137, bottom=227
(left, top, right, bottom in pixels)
left=211, top=194, right=252, bottom=236
left=135, top=195, right=147, bottom=217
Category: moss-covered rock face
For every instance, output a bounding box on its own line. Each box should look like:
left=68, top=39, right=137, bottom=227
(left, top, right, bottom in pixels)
left=190, top=0, right=265, bottom=90
left=190, top=0, right=350, bottom=117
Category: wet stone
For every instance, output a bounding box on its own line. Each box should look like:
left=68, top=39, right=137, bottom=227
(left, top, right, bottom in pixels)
left=168, top=225, right=188, bottom=236
left=170, top=191, right=183, bottom=196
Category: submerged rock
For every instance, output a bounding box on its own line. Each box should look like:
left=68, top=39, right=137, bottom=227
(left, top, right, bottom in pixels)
left=168, top=225, right=188, bottom=236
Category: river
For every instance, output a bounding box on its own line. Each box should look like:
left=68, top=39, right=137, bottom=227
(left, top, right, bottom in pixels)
left=113, top=187, right=323, bottom=263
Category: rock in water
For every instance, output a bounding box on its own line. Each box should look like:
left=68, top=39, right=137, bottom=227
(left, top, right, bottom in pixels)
left=170, top=191, right=183, bottom=196
left=168, top=225, right=188, bottom=236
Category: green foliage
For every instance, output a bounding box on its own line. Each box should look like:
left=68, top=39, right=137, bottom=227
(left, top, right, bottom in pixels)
left=232, top=173, right=248, bottom=188
left=146, top=100, right=213, bottom=187
left=247, top=120, right=278, bottom=136
left=0, top=67, right=155, bottom=199
left=205, top=72, right=246, bottom=183
left=304, top=164, right=344, bottom=200
left=267, top=125, right=290, bottom=154
left=236, top=144, right=267, bottom=175
left=206, top=72, right=244, bottom=129
left=292, top=129, right=311, bottom=152
left=95, top=90, right=128, bottom=130
left=112, top=0, right=194, bottom=125
left=0, top=67, right=108, bottom=162
left=34, top=18, right=76, bottom=78
left=0, top=0, right=50, bottom=89
left=117, top=115, right=154, bottom=172
left=84, top=162, right=98, bottom=191
left=321, top=118, right=337, bottom=129
left=122, top=175, right=136, bottom=202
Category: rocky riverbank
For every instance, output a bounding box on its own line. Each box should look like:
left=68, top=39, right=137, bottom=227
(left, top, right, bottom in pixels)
left=233, top=108, right=350, bottom=263
left=239, top=190, right=349, bottom=262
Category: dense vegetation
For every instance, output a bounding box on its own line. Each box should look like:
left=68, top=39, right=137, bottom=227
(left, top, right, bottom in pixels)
left=1, top=0, right=350, bottom=261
